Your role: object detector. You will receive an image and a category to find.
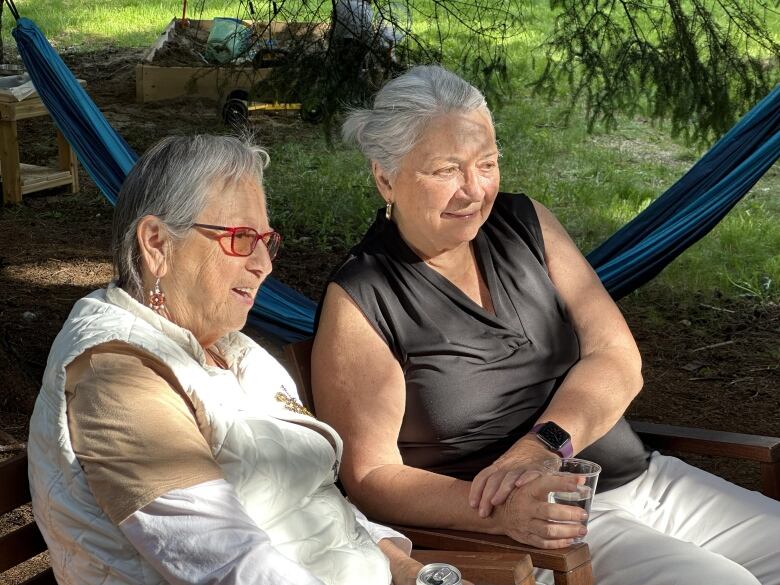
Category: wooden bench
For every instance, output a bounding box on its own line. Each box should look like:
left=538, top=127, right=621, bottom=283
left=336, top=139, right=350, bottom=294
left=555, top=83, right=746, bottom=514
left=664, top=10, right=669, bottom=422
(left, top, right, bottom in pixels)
left=0, top=452, right=56, bottom=585
left=283, top=337, right=780, bottom=585
left=1, top=451, right=535, bottom=585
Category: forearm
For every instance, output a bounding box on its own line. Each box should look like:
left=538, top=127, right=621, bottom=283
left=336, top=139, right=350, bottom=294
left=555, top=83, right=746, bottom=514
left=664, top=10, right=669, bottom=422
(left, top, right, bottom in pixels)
left=536, top=345, right=643, bottom=453
left=378, top=539, right=423, bottom=585
left=345, top=462, right=502, bottom=533
left=120, top=479, right=323, bottom=585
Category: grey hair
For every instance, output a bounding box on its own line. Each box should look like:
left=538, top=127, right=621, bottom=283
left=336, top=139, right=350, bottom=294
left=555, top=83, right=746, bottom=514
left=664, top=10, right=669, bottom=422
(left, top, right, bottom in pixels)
left=112, top=134, right=269, bottom=301
left=342, top=65, right=490, bottom=175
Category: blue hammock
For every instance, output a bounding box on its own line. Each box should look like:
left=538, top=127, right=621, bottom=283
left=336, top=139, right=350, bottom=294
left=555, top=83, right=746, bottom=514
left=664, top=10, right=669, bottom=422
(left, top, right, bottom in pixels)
left=587, top=83, right=780, bottom=299
left=11, top=16, right=780, bottom=343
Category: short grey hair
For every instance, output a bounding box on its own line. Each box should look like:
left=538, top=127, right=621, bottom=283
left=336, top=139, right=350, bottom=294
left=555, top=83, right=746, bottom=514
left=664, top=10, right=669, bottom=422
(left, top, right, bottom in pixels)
left=112, top=134, right=269, bottom=300
left=342, top=65, right=490, bottom=175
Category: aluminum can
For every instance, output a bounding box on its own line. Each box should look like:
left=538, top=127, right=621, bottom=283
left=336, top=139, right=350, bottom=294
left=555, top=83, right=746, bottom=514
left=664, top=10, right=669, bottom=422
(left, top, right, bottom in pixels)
left=416, top=563, right=462, bottom=585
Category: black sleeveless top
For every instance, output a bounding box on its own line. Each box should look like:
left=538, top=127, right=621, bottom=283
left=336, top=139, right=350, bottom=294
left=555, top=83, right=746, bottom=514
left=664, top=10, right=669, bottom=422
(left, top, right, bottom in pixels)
left=319, top=193, right=650, bottom=491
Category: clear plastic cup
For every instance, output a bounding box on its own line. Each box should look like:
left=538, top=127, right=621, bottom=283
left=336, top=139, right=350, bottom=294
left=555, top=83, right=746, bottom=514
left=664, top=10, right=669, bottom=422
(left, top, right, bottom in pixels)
left=544, top=457, right=601, bottom=543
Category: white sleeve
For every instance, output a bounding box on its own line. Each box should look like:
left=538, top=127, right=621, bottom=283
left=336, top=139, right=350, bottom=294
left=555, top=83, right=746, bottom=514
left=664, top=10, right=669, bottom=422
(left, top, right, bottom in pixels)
left=119, top=479, right=324, bottom=585
left=349, top=502, right=413, bottom=555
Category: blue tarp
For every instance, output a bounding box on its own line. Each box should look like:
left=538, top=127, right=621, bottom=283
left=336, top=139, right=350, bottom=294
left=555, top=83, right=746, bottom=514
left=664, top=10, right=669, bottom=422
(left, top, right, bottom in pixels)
left=12, top=16, right=779, bottom=342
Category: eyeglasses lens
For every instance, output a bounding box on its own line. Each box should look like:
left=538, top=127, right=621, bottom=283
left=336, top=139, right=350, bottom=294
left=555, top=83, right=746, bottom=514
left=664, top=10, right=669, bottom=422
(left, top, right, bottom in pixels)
left=263, top=232, right=281, bottom=261
left=232, top=228, right=257, bottom=256
left=232, top=228, right=280, bottom=260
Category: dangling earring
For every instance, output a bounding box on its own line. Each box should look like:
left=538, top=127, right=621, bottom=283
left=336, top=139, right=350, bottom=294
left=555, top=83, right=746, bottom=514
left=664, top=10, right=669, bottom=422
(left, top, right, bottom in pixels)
left=148, top=278, right=166, bottom=312
left=385, top=201, right=393, bottom=220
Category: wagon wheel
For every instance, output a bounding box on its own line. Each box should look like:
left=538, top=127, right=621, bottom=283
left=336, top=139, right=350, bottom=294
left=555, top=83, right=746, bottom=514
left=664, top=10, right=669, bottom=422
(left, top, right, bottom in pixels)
left=299, top=98, right=324, bottom=123
left=222, top=98, right=249, bottom=127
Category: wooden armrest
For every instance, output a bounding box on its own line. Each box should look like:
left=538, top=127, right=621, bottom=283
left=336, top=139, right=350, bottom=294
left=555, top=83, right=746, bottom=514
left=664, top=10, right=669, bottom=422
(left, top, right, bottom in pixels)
left=629, top=420, right=780, bottom=462
left=390, top=525, right=590, bottom=575
left=411, top=550, right=535, bottom=585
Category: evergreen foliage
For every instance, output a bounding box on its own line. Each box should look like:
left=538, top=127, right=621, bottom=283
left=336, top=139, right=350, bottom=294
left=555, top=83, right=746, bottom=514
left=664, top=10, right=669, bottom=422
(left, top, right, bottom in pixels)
left=536, top=0, right=780, bottom=144
left=188, top=0, right=519, bottom=131
left=188, top=0, right=780, bottom=143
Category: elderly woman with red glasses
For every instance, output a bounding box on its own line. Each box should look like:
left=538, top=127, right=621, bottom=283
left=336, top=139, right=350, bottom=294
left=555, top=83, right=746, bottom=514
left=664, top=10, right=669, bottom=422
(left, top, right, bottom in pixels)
left=26, top=135, right=428, bottom=585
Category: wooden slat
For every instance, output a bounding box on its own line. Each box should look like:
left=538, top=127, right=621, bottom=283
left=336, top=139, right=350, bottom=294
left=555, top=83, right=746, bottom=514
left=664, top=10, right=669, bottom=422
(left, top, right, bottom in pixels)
left=56, top=129, right=80, bottom=194
left=631, top=421, right=780, bottom=462
left=19, top=567, right=57, bottom=585
left=0, top=452, right=31, bottom=515
left=0, top=100, right=49, bottom=121
left=761, top=462, right=780, bottom=500
left=412, top=550, right=535, bottom=585
left=0, top=452, right=56, bottom=582
left=0, top=118, right=22, bottom=204
left=19, top=163, right=73, bottom=194
left=554, top=563, right=594, bottom=585
left=391, top=525, right=590, bottom=574
left=0, top=523, right=48, bottom=573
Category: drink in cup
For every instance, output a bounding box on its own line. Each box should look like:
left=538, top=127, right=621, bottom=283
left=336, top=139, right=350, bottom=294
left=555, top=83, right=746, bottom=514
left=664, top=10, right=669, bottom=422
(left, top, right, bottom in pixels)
left=544, top=457, right=601, bottom=543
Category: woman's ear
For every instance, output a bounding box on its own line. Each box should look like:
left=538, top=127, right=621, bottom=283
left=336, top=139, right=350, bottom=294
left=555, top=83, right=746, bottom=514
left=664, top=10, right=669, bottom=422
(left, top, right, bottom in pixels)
left=371, top=161, right=394, bottom=203
left=136, top=215, right=171, bottom=279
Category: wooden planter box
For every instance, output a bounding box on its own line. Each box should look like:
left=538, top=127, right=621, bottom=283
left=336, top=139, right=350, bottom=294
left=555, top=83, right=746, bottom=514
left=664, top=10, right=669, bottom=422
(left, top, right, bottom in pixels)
left=135, top=18, right=325, bottom=103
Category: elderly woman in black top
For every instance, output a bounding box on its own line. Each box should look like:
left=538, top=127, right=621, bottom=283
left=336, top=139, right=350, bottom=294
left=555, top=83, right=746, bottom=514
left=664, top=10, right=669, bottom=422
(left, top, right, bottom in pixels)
left=312, top=66, right=780, bottom=585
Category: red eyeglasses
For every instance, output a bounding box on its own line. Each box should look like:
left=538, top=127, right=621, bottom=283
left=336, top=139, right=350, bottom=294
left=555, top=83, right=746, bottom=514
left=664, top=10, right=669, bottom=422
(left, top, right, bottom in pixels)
left=192, top=223, right=282, bottom=260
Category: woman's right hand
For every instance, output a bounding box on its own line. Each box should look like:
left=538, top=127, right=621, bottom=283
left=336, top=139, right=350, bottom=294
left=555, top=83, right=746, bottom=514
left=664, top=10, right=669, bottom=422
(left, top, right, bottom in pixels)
left=493, top=473, right=589, bottom=548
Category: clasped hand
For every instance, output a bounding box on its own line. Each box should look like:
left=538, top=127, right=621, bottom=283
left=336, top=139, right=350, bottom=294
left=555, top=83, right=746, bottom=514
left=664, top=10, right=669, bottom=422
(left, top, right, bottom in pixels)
left=469, top=438, right=588, bottom=548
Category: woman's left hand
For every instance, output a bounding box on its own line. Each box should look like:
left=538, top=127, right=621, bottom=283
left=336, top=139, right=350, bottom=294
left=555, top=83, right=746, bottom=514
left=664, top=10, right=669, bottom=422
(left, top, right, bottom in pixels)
left=469, top=435, right=553, bottom=518
left=383, top=542, right=475, bottom=585
left=389, top=554, right=424, bottom=585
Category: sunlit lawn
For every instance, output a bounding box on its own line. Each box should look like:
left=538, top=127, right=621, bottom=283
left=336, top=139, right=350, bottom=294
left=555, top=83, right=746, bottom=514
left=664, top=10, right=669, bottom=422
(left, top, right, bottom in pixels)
left=1, top=0, right=777, bottom=301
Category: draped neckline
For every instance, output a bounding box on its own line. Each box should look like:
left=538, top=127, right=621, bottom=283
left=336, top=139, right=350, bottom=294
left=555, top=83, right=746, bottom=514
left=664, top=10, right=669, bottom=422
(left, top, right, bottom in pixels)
left=377, top=214, right=527, bottom=338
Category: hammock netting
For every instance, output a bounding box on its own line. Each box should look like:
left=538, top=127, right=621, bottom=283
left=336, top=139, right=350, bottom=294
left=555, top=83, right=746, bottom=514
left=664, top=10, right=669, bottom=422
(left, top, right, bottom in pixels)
left=11, top=16, right=780, bottom=343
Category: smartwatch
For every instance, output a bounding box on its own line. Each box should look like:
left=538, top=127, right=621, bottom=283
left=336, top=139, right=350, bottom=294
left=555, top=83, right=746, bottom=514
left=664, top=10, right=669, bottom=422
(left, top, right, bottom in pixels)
left=531, top=421, right=573, bottom=459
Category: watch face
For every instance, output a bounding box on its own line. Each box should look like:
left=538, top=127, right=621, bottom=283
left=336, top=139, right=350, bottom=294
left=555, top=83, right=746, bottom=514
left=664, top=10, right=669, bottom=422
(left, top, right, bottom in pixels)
left=537, top=421, right=571, bottom=451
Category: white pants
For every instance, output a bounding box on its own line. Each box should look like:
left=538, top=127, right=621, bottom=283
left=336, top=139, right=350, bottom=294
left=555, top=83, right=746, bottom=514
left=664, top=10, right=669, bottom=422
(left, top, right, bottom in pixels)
left=538, top=453, right=780, bottom=585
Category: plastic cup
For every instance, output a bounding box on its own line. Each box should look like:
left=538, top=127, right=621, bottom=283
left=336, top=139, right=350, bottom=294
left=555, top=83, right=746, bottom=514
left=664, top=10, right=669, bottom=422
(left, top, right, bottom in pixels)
left=544, top=457, right=601, bottom=543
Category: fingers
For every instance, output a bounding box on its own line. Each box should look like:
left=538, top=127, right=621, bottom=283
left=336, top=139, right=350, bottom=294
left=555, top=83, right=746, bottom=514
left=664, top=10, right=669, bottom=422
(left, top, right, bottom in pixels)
left=478, top=470, right=505, bottom=517
left=526, top=473, right=580, bottom=499
left=510, top=518, right=587, bottom=549
left=468, top=465, right=493, bottom=508
left=539, top=500, right=589, bottom=523
left=478, top=468, right=538, bottom=517
left=489, top=469, right=541, bottom=508
left=470, top=466, right=515, bottom=517
left=488, top=472, right=521, bottom=508
left=512, top=530, right=582, bottom=550
left=471, top=466, right=546, bottom=519
left=515, top=469, right=542, bottom=488
left=531, top=517, right=588, bottom=541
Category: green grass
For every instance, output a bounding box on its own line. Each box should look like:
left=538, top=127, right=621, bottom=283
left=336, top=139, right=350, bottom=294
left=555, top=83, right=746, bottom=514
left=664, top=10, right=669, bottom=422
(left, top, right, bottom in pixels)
left=2, top=0, right=778, bottom=301
left=2, top=0, right=241, bottom=47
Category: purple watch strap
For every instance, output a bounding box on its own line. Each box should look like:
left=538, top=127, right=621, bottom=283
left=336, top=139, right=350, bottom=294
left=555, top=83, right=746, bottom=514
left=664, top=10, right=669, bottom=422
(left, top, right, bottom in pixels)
left=531, top=423, right=574, bottom=458
left=558, top=441, right=574, bottom=459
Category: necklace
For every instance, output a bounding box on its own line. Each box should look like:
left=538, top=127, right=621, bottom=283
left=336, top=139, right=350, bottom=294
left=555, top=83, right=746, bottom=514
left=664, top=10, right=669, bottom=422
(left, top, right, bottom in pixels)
left=275, top=385, right=313, bottom=417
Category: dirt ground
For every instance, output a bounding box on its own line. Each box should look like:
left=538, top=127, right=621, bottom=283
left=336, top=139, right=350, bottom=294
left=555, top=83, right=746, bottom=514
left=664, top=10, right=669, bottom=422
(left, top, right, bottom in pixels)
left=0, top=48, right=778, bottom=583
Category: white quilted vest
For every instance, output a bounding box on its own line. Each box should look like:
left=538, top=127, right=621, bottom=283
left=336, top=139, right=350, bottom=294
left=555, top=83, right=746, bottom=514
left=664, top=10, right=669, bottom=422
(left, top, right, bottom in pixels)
left=28, top=284, right=391, bottom=585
